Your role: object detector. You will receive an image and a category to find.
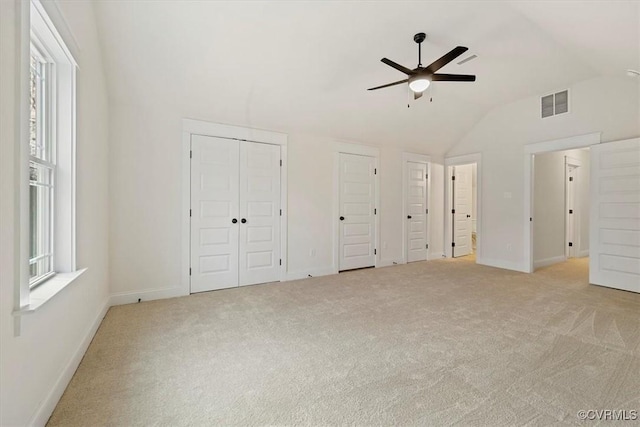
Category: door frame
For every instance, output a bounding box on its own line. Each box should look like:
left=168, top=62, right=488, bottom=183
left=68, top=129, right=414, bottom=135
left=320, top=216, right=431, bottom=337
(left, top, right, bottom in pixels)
left=402, top=152, right=431, bottom=263
left=565, top=156, right=582, bottom=259
left=182, top=119, right=288, bottom=295
left=332, top=142, right=380, bottom=273
left=444, top=153, right=482, bottom=260
left=523, top=132, right=600, bottom=273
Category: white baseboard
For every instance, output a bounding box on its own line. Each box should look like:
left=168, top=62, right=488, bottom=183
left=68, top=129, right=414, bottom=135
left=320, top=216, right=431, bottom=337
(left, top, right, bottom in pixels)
left=109, top=286, right=188, bottom=306
left=476, top=257, right=528, bottom=273
left=285, top=267, right=336, bottom=281
left=428, top=252, right=445, bottom=261
left=533, top=255, right=566, bottom=269
left=377, top=259, right=405, bottom=268
left=579, top=249, right=589, bottom=258
left=29, top=297, right=110, bottom=427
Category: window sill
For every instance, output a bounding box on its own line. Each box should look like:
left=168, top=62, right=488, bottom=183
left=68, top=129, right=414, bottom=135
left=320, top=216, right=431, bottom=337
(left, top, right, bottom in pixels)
left=12, top=268, right=87, bottom=316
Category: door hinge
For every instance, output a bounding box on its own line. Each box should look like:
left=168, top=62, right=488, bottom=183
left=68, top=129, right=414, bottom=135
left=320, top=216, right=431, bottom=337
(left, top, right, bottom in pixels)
left=374, top=249, right=377, bottom=255
left=374, top=168, right=377, bottom=175
left=190, top=150, right=192, bottom=159
left=279, top=259, right=282, bottom=265
left=189, top=268, right=192, bottom=276
left=568, top=242, right=573, bottom=247
left=569, top=209, right=573, bottom=214
left=451, top=175, right=456, bottom=181
left=374, top=208, right=377, bottom=215
left=426, top=208, right=428, bottom=214
left=280, top=209, right=282, bottom=216
left=569, top=177, right=573, bottom=181
left=530, top=217, right=532, bottom=222
left=452, top=242, right=456, bottom=247
left=280, top=159, right=282, bottom=167
left=425, top=174, right=428, bottom=180
left=426, top=244, right=429, bottom=249
left=190, top=209, right=192, bottom=217
left=451, top=209, right=455, bottom=214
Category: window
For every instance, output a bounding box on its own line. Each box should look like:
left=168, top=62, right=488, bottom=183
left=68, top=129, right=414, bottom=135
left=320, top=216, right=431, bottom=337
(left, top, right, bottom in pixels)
left=29, top=45, right=55, bottom=287
left=16, top=0, right=81, bottom=312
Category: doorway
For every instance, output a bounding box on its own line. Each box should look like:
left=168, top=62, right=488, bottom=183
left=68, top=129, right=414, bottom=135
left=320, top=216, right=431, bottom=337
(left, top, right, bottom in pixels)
left=446, top=162, right=478, bottom=259
left=531, top=148, right=589, bottom=270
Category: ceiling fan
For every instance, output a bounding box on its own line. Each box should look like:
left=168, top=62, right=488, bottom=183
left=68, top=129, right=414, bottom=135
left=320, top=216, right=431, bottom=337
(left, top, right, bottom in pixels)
left=368, top=33, right=476, bottom=100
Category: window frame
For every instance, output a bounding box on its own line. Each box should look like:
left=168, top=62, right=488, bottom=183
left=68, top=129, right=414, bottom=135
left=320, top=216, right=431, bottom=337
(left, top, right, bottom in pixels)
left=14, top=0, right=84, bottom=318
left=29, top=41, right=57, bottom=289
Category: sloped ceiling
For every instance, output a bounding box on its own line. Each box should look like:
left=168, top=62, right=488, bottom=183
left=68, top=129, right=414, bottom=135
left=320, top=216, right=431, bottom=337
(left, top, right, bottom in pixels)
left=92, top=0, right=639, bottom=156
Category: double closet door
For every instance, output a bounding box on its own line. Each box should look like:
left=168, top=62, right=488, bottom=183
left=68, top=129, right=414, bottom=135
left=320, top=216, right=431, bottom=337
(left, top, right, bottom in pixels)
left=190, top=135, right=281, bottom=293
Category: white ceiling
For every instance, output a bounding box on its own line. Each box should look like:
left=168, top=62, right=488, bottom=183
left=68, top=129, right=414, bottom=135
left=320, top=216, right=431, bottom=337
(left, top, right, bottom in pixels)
left=92, top=0, right=640, bottom=156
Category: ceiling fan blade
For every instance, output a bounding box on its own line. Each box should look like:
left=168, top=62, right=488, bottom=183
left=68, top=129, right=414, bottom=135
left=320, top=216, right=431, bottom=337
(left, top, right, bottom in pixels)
left=425, top=46, right=468, bottom=73
left=367, top=79, right=409, bottom=91
left=381, top=58, right=415, bottom=75
left=431, top=73, right=476, bottom=82
left=414, top=91, right=423, bottom=100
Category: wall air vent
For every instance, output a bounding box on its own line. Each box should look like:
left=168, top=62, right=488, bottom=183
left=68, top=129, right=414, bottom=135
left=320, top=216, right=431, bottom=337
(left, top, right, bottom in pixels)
left=541, top=90, right=569, bottom=118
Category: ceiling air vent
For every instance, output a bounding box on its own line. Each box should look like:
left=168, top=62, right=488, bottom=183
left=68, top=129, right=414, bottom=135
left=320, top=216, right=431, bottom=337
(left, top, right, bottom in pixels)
left=541, top=90, right=569, bottom=118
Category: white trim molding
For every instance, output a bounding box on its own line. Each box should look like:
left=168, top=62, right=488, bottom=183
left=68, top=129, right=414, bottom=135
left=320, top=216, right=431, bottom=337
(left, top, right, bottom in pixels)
left=523, top=132, right=601, bottom=273
left=181, top=118, right=288, bottom=295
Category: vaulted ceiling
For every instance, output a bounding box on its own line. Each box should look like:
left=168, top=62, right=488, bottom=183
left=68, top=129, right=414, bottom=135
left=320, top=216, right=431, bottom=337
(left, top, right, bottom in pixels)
left=93, top=0, right=639, bottom=156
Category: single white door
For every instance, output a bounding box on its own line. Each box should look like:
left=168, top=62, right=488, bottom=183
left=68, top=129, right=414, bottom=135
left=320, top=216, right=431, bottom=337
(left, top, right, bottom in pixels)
left=239, top=141, right=281, bottom=286
left=339, top=153, right=376, bottom=271
left=190, top=135, right=240, bottom=292
left=406, top=161, right=428, bottom=262
left=565, top=163, right=578, bottom=258
left=452, top=164, right=473, bottom=257
left=589, top=138, right=640, bottom=293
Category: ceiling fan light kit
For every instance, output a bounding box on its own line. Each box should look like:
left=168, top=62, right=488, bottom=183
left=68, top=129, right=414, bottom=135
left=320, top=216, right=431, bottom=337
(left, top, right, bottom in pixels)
left=368, top=32, right=476, bottom=100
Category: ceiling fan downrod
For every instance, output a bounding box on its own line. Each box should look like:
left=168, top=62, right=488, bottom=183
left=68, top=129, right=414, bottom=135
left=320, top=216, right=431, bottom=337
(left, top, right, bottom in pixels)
left=414, top=32, right=426, bottom=68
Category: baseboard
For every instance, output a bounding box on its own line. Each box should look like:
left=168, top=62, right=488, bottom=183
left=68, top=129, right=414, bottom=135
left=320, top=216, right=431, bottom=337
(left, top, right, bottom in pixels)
left=29, top=297, right=110, bottom=427
left=476, top=257, right=528, bottom=273
left=579, top=249, right=589, bottom=258
left=533, top=255, right=566, bottom=269
left=109, top=286, right=188, bottom=306
left=428, top=252, right=445, bottom=261
left=377, top=259, right=404, bottom=268
left=285, top=267, right=336, bottom=281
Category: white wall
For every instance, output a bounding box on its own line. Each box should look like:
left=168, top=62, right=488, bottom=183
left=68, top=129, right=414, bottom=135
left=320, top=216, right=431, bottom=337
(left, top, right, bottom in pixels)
left=533, top=148, right=590, bottom=268
left=0, top=1, right=110, bottom=425
left=447, top=76, right=640, bottom=271
left=108, top=104, right=445, bottom=298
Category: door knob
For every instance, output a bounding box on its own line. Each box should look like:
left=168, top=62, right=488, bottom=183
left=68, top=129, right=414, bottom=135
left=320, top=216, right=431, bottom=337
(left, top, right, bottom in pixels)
left=339, top=216, right=345, bottom=221
left=241, top=218, right=247, bottom=224
left=231, top=218, right=238, bottom=224
left=407, top=215, right=412, bottom=219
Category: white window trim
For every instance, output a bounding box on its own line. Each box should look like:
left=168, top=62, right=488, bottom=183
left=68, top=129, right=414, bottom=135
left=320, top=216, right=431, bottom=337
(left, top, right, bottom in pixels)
left=13, top=0, right=83, bottom=322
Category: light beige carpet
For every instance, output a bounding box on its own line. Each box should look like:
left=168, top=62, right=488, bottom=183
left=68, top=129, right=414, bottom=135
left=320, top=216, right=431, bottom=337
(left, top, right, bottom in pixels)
left=48, top=258, right=640, bottom=426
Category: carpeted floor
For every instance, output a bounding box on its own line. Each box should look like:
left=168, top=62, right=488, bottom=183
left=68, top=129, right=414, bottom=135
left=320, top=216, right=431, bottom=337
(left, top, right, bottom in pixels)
left=48, top=257, right=640, bottom=426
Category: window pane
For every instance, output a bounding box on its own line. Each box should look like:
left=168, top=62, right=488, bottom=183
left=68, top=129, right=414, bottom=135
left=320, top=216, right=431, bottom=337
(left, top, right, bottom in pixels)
left=29, top=162, right=54, bottom=285
left=29, top=52, right=48, bottom=161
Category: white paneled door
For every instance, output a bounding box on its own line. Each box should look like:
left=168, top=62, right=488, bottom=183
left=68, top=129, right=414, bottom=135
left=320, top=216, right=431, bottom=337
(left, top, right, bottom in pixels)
left=406, top=161, right=428, bottom=262
left=339, top=153, right=376, bottom=271
left=453, top=164, right=473, bottom=257
left=565, top=163, right=578, bottom=259
left=191, top=135, right=240, bottom=292
left=239, top=141, right=281, bottom=286
left=589, top=138, right=640, bottom=293
left=191, top=135, right=281, bottom=293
